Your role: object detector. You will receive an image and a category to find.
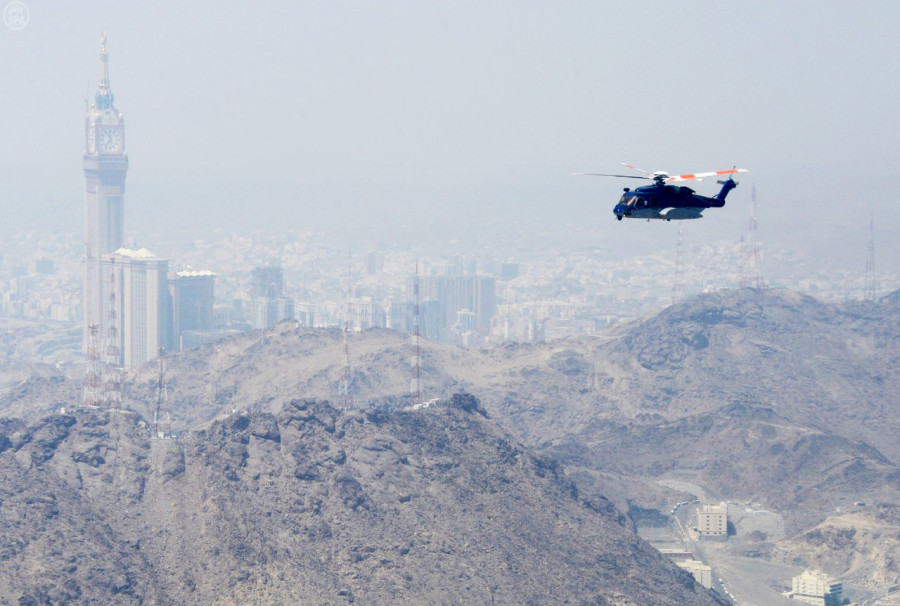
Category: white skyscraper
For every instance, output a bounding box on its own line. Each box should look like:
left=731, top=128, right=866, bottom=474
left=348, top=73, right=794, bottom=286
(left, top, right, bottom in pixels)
left=83, top=32, right=128, bottom=350
left=104, top=248, right=170, bottom=369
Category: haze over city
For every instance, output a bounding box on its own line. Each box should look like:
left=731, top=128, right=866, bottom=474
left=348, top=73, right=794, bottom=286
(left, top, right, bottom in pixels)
left=2, top=0, right=898, bottom=276
left=4, top=3, right=900, bottom=605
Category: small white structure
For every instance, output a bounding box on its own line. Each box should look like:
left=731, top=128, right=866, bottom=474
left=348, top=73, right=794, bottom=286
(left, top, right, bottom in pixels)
left=697, top=502, right=728, bottom=540
left=677, top=559, right=713, bottom=589
left=785, top=569, right=842, bottom=605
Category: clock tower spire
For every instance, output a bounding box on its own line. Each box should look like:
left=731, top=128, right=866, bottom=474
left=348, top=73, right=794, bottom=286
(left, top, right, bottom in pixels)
left=95, top=31, right=115, bottom=110
left=83, top=31, right=128, bottom=351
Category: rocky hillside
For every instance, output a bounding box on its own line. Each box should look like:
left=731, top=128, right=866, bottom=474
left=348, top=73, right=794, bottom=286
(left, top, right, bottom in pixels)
left=771, top=503, right=900, bottom=589
left=0, top=397, right=719, bottom=605
left=3, top=286, right=900, bottom=596
left=5, top=290, right=900, bottom=504
left=100, top=287, right=898, bottom=522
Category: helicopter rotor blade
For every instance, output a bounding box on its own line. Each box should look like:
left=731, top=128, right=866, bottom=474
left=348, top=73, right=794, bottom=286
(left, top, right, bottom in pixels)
left=665, top=168, right=748, bottom=183
left=572, top=172, right=649, bottom=180
left=620, top=162, right=654, bottom=177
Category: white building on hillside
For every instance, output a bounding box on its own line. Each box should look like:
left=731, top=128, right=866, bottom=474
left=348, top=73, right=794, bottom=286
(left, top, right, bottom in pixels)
left=785, top=569, right=842, bottom=605
left=697, top=503, right=728, bottom=540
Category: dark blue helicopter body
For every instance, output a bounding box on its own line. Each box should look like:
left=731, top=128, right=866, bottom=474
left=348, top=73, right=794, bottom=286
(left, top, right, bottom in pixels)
left=613, top=177, right=738, bottom=221
left=578, top=163, right=747, bottom=221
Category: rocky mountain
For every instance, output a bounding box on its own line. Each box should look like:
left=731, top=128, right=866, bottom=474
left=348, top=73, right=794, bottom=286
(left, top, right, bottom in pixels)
left=0, top=397, right=719, bottom=605
left=3, top=286, right=900, bottom=598
left=85, top=287, right=896, bottom=521
left=771, top=503, right=900, bottom=588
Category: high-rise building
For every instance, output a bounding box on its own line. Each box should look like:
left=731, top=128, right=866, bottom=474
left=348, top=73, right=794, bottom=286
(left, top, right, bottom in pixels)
left=346, top=297, right=385, bottom=331
left=169, top=270, right=216, bottom=350
left=249, top=265, right=293, bottom=330
left=83, top=32, right=128, bottom=350
left=252, top=295, right=295, bottom=330
left=251, top=266, right=284, bottom=298
left=104, top=248, right=170, bottom=369
left=407, top=275, right=496, bottom=343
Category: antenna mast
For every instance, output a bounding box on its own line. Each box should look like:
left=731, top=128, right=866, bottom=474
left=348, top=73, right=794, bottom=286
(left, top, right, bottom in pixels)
left=339, top=250, right=352, bottom=409
left=411, top=260, right=422, bottom=404
left=749, top=184, right=765, bottom=289
left=82, top=324, right=102, bottom=408
left=103, top=261, right=123, bottom=410
left=82, top=240, right=102, bottom=409
left=672, top=227, right=684, bottom=304
left=864, top=211, right=876, bottom=302
left=153, top=346, right=171, bottom=438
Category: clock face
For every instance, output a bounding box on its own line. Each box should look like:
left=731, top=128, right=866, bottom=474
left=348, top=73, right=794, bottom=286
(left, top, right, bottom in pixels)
left=87, top=128, right=96, bottom=152
left=98, top=127, right=122, bottom=153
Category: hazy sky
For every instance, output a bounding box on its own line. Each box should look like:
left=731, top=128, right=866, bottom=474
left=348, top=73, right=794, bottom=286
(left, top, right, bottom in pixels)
left=2, top=1, right=899, bottom=274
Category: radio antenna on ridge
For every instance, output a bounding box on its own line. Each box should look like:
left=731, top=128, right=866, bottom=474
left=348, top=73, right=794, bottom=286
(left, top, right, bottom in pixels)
left=411, top=260, right=422, bottom=405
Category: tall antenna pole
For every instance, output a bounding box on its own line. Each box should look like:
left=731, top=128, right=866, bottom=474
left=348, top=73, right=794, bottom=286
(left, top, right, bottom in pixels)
left=82, top=239, right=102, bottom=408
left=749, top=184, right=765, bottom=289
left=103, top=260, right=123, bottom=410
left=82, top=324, right=102, bottom=408
left=672, top=227, right=684, bottom=304
left=864, top=210, right=876, bottom=302
left=153, top=346, right=170, bottom=438
left=738, top=235, right=748, bottom=288
left=411, top=260, right=422, bottom=404
left=339, top=250, right=352, bottom=409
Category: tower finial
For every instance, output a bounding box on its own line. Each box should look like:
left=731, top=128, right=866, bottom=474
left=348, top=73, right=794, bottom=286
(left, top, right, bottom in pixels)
left=95, top=31, right=115, bottom=109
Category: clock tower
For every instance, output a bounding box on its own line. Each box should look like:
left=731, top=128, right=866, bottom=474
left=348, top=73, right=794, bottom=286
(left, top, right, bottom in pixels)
left=83, top=32, right=128, bottom=347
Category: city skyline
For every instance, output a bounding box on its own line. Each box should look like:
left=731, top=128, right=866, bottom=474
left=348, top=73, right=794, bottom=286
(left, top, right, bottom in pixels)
left=0, top=2, right=898, bottom=277
left=3, top=4, right=900, bottom=364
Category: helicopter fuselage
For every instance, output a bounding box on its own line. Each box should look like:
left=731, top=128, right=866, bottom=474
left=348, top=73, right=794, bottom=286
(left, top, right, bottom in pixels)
left=613, top=178, right=737, bottom=221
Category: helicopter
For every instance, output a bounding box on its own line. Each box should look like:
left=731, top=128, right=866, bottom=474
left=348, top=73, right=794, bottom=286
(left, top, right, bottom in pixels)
left=578, top=163, right=748, bottom=221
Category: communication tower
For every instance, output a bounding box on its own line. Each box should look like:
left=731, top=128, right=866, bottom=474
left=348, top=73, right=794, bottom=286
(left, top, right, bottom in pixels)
left=748, top=184, right=765, bottom=289
left=672, top=227, right=684, bottom=304
left=102, top=263, right=123, bottom=409
left=153, top=347, right=171, bottom=438
left=864, top=212, right=876, bottom=302
left=81, top=239, right=103, bottom=408
left=338, top=251, right=352, bottom=408
left=82, top=324, right=103, bottom=408
left=410, top=261, right=422, bottom=404
left=339, top=320, right=352, bottom=409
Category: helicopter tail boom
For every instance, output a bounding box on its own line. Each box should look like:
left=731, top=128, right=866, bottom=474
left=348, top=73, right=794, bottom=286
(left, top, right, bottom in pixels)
left=711, top=178, right=738, bottom=207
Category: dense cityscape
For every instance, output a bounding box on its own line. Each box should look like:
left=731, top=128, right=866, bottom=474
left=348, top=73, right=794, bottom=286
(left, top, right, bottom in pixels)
left=1, top=220, right=895, bottom=368
left=1, top=33, right=892, bottom=375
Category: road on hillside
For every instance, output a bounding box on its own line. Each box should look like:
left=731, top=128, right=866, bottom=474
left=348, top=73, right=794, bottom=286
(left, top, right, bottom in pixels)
left=672, top=502, right=797, bottom=606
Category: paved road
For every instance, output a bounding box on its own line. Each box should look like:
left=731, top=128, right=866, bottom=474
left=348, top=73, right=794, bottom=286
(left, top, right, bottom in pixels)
left=669, top=502, right=798, bottom=606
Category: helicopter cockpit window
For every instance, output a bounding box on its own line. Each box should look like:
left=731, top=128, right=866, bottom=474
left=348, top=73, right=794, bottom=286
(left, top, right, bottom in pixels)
left=621, top=194, right=637, bottom=206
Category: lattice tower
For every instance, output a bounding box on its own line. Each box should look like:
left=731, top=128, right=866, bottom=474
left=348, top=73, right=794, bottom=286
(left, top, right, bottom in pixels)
left=410, top=262, right=422, bottom=404
left=749, top=184, right=765, bottom=289
left=82, top=323, right=102, bottom=408
left=103, top=264, right=123, bottom=409
left=339, top=251, right=352, bottom=409
left=672, top=227, right=685, bottom=305
left=339, top=320, right=352, bottom=409
left=864, top=212, right=876, bottom=302
left=153, top=347, right=171, bottom=438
